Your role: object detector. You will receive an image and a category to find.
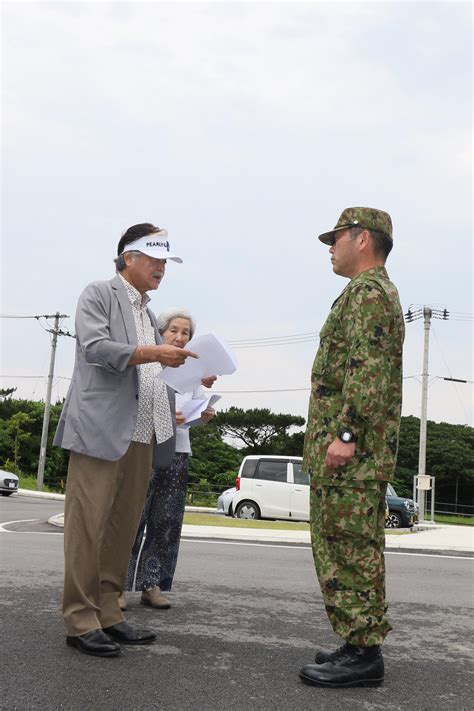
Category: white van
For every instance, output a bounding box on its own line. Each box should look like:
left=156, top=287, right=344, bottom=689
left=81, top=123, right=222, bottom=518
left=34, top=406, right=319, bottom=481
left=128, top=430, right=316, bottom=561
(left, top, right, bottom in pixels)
left=232, top=455, right=309, bottom=521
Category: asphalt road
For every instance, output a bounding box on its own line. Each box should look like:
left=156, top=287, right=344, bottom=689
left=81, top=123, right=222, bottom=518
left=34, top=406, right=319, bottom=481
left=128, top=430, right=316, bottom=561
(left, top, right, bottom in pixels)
left=1, top=496, right=473, bottom=711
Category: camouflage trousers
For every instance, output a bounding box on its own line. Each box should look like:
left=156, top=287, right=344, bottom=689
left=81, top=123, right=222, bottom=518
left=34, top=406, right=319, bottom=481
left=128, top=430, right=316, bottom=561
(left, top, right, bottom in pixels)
left=310, top=481, right=391, bottom=647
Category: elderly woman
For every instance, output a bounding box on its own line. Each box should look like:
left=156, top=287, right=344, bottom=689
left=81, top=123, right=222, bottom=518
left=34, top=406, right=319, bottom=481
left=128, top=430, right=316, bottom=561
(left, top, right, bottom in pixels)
left=121, top=308, right=216, bottom=610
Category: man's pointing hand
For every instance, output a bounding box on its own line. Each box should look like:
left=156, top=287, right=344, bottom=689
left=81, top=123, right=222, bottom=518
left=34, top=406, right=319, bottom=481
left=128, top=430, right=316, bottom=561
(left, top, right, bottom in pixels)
left=128, top=344, right=199, bottom=368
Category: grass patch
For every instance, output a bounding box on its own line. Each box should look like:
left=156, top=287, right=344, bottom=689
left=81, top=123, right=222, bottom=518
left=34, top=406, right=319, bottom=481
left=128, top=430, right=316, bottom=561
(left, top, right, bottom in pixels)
left=17, top=475, right=54, bottom=493
left=183, top=513, right=413, bottom=534
left=183, top=513, right=310, bottom=530
left=432, top=514, right=474, bottom=526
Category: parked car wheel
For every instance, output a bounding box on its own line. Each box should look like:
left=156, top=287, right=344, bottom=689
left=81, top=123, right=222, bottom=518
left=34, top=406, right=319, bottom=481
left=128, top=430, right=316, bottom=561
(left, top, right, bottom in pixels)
left=385, top=511, right=403, bottom=528
left=235, top=501, right=260, bottom=520
left=1, top=492, right=14, bottom=497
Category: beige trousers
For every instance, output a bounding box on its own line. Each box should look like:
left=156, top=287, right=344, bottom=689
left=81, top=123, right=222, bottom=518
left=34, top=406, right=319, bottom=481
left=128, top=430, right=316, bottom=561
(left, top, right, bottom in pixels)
left=63, top=442, right=153, bottom=636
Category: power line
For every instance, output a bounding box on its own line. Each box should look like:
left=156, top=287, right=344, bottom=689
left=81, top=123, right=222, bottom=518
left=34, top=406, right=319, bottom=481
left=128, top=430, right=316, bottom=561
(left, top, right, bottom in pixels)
left=0, top=312, right=76, bottom=337
left=216, top=387, right=311, bottom=393
left=227, top=331, right=319, bottom=344
left=437, top=377, right=473, bottom=384
left=231, top=338, right=318, bottom=349
left=210, top=375, right=439, bottom=394
left=2, top=312, right=471, bottom=345
left=0, top=375, right=72, bottom=380
left=2, top=374, right=470, bottom=388
left=431, top=324, right=470, bottom=422
left=445, top=317, right=474, bottom=322
left=0, top=314, right=45, bottom=319
left=0, top=313, right=69, bottom=319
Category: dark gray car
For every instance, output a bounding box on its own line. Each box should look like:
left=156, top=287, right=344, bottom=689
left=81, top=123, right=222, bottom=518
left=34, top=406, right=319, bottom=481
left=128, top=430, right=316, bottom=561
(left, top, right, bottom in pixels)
left=385, top=482, right=419, bottom=528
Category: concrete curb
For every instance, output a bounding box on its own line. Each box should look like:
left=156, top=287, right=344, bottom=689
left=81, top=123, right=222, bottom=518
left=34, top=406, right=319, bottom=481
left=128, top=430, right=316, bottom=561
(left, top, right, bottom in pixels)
left=17, top=488, right=66, bottom=502
left=48, top=514, right=65, bottom=527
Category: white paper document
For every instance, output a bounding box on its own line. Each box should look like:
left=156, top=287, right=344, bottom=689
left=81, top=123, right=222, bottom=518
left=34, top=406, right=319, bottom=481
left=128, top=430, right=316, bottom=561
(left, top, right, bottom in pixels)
left=159, top=332, right=237, bottom=394
left=175, top=393, right=222, bottom=426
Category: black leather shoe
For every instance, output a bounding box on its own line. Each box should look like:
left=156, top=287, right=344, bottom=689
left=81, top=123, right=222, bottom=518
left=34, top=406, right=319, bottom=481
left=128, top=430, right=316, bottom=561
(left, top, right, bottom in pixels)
left=315, top=642, right=355, bottom=664
left=66, top=629, right=121, bottom=657
left=102, top=621, right=157, bottom=645
left=300, top=645, right=384, bottom=688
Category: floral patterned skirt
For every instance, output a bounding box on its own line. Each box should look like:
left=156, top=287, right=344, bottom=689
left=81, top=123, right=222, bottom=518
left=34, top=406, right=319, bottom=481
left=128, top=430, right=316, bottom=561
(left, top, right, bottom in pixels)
left=125, top=452, right=189, bottom=592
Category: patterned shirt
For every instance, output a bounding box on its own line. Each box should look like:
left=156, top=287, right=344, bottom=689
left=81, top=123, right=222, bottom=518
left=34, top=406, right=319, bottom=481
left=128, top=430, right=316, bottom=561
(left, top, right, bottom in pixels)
left=119, top=275, right=173, bottom=445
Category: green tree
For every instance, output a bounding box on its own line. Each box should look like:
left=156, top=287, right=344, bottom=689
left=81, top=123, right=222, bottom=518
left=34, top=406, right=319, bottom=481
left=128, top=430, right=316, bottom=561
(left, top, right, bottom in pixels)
left=0, top=398, right=69, bottom=489
left=3, top=411, right=34, bottom=473
left=189, top=425, right=242, bottom=491
left=213, top=407, right=305, bottom=454
left=394, top=416, right=473, bottom=506
left=269, top=429, right=305, bottom=456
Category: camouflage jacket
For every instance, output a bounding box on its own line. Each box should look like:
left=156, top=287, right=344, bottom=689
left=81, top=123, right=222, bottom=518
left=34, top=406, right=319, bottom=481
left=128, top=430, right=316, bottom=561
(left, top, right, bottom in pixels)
left=302, top=266, right=404, bottom=483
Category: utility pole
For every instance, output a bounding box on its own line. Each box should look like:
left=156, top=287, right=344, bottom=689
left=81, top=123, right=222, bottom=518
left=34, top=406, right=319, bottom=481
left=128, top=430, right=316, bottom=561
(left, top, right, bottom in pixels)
left=405, top=305, right=450, bottom=522
left=37, top=313, right=69, bottom=491
left=417, top=306, right=432, bottom=521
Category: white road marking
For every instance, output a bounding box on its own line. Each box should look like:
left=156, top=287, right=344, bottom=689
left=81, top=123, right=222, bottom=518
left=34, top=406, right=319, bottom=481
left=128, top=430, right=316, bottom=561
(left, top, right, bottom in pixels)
left=0, top=518, right=62, bottom=535
left=0, top=518, right=40, bottom=531
left=1, top=519, right=472, bottom=560
left=182, top=539, right=474, bottom=560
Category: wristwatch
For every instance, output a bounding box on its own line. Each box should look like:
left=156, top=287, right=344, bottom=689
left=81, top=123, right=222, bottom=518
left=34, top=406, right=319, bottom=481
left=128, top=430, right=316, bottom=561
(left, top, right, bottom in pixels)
left=338, top=430, right=356, bottom=444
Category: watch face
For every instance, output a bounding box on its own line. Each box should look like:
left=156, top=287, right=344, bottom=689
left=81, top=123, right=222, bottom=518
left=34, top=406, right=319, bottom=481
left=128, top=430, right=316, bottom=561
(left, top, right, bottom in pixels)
left=340, top=431, right=353, bottom=443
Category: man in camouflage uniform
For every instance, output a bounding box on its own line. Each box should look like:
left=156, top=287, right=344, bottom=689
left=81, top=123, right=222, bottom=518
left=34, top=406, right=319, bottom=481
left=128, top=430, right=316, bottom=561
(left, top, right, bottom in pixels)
left=299, top=207, right=404, bottom=688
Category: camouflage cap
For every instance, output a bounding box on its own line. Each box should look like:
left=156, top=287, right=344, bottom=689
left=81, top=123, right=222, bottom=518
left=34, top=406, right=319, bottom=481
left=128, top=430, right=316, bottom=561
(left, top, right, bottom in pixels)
left=318, top=207, right=393, bottom=245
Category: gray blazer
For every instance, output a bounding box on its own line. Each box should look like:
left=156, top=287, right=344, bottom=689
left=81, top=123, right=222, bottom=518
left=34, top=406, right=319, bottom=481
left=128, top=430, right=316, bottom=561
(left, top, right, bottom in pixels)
left=54, top=275, right=176, bottom=464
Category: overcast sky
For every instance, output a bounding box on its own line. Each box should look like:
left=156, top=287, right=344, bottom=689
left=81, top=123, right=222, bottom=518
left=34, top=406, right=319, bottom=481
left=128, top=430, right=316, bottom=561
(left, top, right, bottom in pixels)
left=2, top=1, right=472, bottom=429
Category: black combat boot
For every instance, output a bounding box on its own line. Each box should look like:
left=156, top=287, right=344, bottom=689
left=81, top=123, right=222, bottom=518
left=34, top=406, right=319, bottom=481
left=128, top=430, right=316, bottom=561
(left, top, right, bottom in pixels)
left=300, top=644, right=384, bottom=688
left=314, top=642, right=355, bottom=664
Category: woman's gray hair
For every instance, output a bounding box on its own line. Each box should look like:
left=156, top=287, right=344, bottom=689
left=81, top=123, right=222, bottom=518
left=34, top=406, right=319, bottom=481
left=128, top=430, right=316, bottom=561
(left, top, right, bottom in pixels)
left=157, top=308, right=196, bottom=338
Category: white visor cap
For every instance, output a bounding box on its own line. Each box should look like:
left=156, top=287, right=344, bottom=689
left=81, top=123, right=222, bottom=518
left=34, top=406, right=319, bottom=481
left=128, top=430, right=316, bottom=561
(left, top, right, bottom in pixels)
left=120, top=230, right=183, bottom=263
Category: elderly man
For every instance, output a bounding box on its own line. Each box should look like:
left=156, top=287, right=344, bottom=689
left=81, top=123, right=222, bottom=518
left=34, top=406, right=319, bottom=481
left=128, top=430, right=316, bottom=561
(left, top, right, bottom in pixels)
left=299, top=208, right=404, bottom=688
left=54, top=223, right=197, bottom=657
